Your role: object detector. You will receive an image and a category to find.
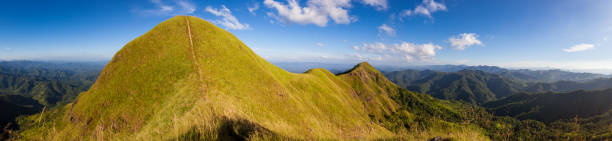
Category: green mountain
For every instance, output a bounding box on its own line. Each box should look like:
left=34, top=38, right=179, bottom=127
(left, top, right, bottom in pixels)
left=484, top=89, right=612, bottom=122
left=385, top=69, right=612, bottom=105
left=0, top=61, right=100, bottom=140
left=397, top=65, right=609, bottom=83
left=524, top=78, right=612, bottom=93
left=385, top=69, right=523, bottom=104
left=14, top=16, right=491, bottom=140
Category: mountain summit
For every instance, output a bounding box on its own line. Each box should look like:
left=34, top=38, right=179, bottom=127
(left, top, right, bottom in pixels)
left=16, top=16, right=487, bottom=140
left=19, top=16, right=394, bottom=140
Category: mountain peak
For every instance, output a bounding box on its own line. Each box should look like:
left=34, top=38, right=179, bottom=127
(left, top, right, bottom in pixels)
left=35, top=16, right=397, bottom=140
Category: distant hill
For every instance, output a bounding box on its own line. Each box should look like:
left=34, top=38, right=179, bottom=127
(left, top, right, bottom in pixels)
left=272, top=62, right=354, bottom=74
left=0, top=61, right=102, bottom=106
left=398, top=65, right=609, bottom=83
left=385, top=68, right=612, bottom=104
left=484, top=89, right=612, bottom=122
left=483, top=89, right=612, bottom=138
left=524, top=78, right=612, bottom=93
left=385, top=69, right=523, bottom=104
left=15, top=16, right=492, bottom=140
left=0, top=61, right=101, bottom=140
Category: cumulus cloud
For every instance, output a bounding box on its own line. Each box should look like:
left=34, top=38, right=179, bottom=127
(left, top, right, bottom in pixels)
left=361, top=0, right=388, bottom=10
left=353, top=41, right=442, bottom=62
left=139, top=0, right=196, bottom=15
left=563, top=44, right=594, bottom=52
left=248, top=3, right=260, bottom=15
left=263, top=0, right=355, bottom=27
left=378, top=24, right=395, bottom=36
left=400, top=0, right=446, bottom=18
left=449, top=33, right=483, bottom=50
left=205, top=5, right=252, bottom=30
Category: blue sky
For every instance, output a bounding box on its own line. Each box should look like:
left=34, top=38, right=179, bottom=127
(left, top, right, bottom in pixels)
left=1, top=0, right=611, bottom=73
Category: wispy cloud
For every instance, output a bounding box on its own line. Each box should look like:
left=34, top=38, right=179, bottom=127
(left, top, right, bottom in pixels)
left=353, top=41, right=442, bottom=62
left=248, top=3, right=260, bottom=15
left=400, top=0, right=446, bottom=19
left=563, top=43, right=594, bottom=52
left=177, top=1, right=196, bottom=14
left=263, top=0, right=355, bottom=27
left=137, top=0, right=197, bottom=16
left=316, top=42, right=325, bottom=47
left=361, top=0, right=388, bottom=10
left=378, top=24, right=395, bottom=36
left=449, top=33, right=483, bottom=50
left=205, top=5, right=252, bottom=30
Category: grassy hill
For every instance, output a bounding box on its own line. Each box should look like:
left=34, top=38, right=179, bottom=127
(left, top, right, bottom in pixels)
left=13, top=16, right=492, bottom=140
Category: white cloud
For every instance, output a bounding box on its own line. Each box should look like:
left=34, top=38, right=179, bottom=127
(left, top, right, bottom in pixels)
left=140, top=0, right=196, bottom=15
left=177, top=1, right=196, bottom=14
left=316, top=42, right=325, bottom=47
left=377, top=24, right=395, bottom=36
left=354, top=41, right=442, bottom=62
left=248, top=3, right=260, bottom=15
left=361, top=0, right=388, bottom=10
left=352, top=54, right=382, bottom=61
left=563, top=43, right=594, bottom=52
left=449, top=33, right=483, bottom=50
left=263, top=0, right=355, bottom=27
left=400, top=0, right=446, bottom=18
left=205, top=5, right=252, bottom=30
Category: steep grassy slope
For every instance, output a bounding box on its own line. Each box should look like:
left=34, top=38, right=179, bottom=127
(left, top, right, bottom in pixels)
left=385, top=69, right=522, bottom=104
left=12, top=16, right=492, bottom=140
left=29, top=15, right=389, bottom=140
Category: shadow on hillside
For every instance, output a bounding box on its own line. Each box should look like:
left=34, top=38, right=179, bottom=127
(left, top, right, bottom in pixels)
left=177, top=117, right=286, bottom=141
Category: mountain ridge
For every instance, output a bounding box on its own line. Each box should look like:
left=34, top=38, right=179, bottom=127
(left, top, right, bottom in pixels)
left=17, top=16, right=469, bottom=140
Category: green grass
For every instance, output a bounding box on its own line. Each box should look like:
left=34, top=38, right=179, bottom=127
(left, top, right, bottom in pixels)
left=14, top=16, right=489, bottom=140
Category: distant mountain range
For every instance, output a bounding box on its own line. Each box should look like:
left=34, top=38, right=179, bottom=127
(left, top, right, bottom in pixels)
left=484, top=89, right=612, bottom=123
left=0, top=61, right=101, bottom=134
left=275, top=63, right=610, bottom=83
left=385, top=70, right=522, bottom=104
left=385, top=69, right=612, bottom=104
